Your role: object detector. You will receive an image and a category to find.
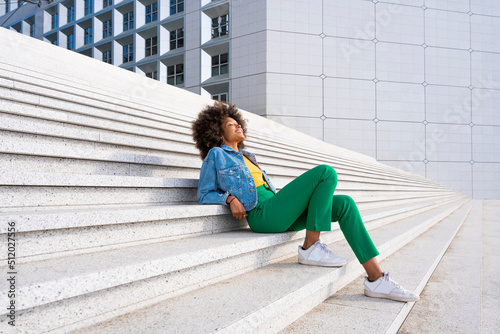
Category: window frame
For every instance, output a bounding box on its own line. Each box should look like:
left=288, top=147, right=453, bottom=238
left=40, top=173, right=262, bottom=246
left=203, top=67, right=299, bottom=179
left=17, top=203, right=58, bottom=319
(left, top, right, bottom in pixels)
left=67, top=33, right=75, bottom=50
left=211, top=53, right=228, bottom=77
left=145, top=36, right=158, bottom=57
left=167, top=63, right=184, bottom=86
left=84, top=0, right=93, bottom=16
left=123, top=11, right=134, bottom=31
left=169, top=28, right=184, bottom=50
left=211, top=14, right=229, bottom=39
left=103, top=50, right=112, bottom=64
left=212, top=93, right=228, bottom=102
left=103, top=19, right=112, bottom=38
left=123, top=43, right=134, bottom=63
left=169, top=0, right=184, bottom=16
left=145, top=2, right=158, bottom=24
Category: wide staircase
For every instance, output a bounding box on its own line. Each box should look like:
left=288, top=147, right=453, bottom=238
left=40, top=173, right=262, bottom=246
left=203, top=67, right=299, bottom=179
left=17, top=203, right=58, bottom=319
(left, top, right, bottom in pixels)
left=0, top=27, right=475, bottom=333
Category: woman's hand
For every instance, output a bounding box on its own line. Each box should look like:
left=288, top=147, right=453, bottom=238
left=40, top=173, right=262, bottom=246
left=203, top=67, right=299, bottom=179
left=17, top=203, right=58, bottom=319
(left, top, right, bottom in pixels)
left=227, top=196, right=248, bottom=220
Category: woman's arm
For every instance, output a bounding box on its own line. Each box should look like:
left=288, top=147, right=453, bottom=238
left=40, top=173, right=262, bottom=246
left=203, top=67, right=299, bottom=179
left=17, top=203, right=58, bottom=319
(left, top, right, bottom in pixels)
left=197, top=157, right=248, bottom=220
left=226, top=195, right=247, bottom=220
left=197, top=159, right=230, bottom=206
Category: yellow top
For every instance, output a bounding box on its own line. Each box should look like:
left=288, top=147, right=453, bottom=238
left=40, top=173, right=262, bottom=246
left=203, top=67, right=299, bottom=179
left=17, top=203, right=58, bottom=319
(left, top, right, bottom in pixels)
left=243, top=155, right=268, bottom=188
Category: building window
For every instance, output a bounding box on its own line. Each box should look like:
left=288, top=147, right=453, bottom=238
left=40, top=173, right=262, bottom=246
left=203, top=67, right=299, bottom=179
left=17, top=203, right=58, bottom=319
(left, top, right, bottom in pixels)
left=52, top=39, right=58, bottom=46
left=84, top=27, right=93, bottom=44
left=167, top=64, right=183, bottom=86
left=51, top=11, right=59, bottom=30
left=212, top=14, right=228, bottom=39
left=68, top=6, right=75, bottom=22
left=67, top=34, right=75, bottom=50
left=103, top=19, right=112, bottom=38
left=103, top=50, right=112, bottom=64
left=211, top=53, right=228, bottom=76
left=84, top=0, right=93, bottom=15
left=29, top=22, right=34, bottom=37
left=212, top=93, right=228, bottom=102
left=146, top=71, right=158, bottom=80
left=5, top=0, right=10, bottom=13
left=145, top=36, right=157, bottom=57
left=103, top=0, right=112, bottom=8
left=145, top=2, right=158, bottom=24
left=169, top=28, right=183, bottom=50
left=170, top=0, right=183, bottom=15
left=123, top=43, right=133, bottom=63
left=123, top=12, right=134, bottom=31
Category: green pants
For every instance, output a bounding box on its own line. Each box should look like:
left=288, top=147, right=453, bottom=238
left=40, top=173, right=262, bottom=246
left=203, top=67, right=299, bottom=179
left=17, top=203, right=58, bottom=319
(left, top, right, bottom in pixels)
left=246, top=165, right=379, bottom=264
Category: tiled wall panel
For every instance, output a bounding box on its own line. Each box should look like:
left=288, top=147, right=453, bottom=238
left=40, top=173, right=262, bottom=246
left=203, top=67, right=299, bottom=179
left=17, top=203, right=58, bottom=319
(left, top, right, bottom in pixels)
left=264, top=0, right=500, bottom=198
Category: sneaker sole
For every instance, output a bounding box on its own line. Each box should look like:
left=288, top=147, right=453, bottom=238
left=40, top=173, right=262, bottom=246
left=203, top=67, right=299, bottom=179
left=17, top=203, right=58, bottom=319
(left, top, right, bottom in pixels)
left=298, top=259, right=347, bottom=267
left=364, top=290, right=420, bottom=302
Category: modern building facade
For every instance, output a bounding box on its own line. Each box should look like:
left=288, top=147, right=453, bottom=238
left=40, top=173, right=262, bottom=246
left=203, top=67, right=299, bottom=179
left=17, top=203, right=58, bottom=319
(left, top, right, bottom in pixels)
left=2, top=0, right=500, bottom=199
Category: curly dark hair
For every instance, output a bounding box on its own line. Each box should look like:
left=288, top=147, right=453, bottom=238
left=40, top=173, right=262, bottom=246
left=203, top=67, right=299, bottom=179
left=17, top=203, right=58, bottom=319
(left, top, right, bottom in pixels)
left=192, top=102, right=247, bottom=160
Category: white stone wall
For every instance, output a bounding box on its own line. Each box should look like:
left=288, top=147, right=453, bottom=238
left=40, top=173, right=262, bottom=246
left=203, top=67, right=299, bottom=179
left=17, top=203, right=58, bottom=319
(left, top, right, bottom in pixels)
left=248, top=0, right=500, bottom=199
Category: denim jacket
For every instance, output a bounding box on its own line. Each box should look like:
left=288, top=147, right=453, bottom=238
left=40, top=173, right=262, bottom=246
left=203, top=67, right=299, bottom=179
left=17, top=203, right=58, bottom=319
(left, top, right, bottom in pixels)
left=197, top=144, right=276, bottom=211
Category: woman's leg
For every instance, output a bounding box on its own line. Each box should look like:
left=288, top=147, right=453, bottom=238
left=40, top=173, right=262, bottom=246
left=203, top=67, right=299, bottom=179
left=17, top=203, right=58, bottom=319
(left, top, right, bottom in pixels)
left=303, top=230, right=321, bottom=249
left=362, top=257, right=383, bottom=281
left=331, top=194, right=380, bottom=264
left=246, top=164, right=337, bottom=233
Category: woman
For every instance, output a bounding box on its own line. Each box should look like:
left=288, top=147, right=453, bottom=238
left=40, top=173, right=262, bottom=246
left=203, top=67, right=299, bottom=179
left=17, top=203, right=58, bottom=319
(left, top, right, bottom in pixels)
left=192, top=102, right=419, bottom=302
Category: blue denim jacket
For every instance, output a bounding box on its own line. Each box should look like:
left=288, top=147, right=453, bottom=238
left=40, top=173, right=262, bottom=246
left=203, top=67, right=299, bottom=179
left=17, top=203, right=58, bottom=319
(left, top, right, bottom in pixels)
left=197, top=144, right=276, bottom=211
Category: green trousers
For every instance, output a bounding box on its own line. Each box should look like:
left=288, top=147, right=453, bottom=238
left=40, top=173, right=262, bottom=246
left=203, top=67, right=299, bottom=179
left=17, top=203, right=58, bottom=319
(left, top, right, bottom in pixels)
left=246, top=165, right=379, bottom=264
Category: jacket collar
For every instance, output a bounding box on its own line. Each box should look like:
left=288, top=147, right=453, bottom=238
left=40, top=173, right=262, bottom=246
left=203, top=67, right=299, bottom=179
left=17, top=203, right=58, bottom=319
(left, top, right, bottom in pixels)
left=221, top=145, right=255, bottom=159
left=221, top=144, right=238, bottom=153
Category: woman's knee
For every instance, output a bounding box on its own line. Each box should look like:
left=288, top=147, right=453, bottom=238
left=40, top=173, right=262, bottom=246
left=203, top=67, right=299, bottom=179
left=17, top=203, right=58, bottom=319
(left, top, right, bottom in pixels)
left=340, top=194, right=356, bottom=205
left=315, top=164, right=337, bottom=182
left=333, top=195, right=358, bottom=212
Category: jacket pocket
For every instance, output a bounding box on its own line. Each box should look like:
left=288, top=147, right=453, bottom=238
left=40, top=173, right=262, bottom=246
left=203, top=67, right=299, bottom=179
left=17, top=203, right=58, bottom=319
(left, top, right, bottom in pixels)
left=218, top=166, right=245, bottom=191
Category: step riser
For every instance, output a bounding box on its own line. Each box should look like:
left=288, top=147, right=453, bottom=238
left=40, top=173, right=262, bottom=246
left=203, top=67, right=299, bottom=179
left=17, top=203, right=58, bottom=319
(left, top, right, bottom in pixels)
left=0, top=103, right=437, bottom=189
left=0, top=100, right=442, bottom=189
left=0, top=197, right=461, bottom=265
left=12, top=215, right=245, bottom=264
left=0, top=111, right=198, bottom=155
left=0, top=66, right=197, bottom=127
left=0, top=154, right=201, bottom=179
left=0, top=130, right=200, bottom=169
left=0, top=187, right=198, bottom=208
left=0, top=183, right=454, bottom=209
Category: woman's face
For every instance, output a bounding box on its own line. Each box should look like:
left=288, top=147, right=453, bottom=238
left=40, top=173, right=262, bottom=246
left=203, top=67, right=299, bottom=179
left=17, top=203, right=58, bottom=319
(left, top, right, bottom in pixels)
left=221, top=117, right=245, bottom=145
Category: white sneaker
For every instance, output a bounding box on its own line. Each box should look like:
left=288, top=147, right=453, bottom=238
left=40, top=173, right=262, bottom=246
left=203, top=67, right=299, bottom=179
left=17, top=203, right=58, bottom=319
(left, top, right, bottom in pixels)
left=364, top=272, right=420, bottom=302
left=298, top=240, right=347, bottom=267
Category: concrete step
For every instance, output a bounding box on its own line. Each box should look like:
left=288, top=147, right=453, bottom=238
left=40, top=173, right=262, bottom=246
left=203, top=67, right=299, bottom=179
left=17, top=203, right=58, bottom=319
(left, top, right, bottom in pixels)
left=57, top=200, right=471, bottom=334
left=280, top=201, right=475, bottom=334
left=0, top=71, right=439, bottom=188
left=0, top=170, right=454, bottom=210
left=0, top=171, right=449, bottom=203
left=0, top=194, right=463, bottom=265
left=0, top=104, right=440, bottom=189
left=398, top=200, right=500, bottom=334
left=0, top=63, right=379, bottom=167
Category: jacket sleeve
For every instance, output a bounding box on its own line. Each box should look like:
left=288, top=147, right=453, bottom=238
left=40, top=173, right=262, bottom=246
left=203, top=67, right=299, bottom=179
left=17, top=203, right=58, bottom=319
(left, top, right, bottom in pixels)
left=197, top=158, right=230, bottom=206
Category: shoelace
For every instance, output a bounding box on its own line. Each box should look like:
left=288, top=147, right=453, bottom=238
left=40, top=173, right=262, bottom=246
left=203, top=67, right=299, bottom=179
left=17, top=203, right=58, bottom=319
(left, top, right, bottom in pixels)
left=318, top=242, right=334, bottom=256
left=384, top=272, right=405, bottom=290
